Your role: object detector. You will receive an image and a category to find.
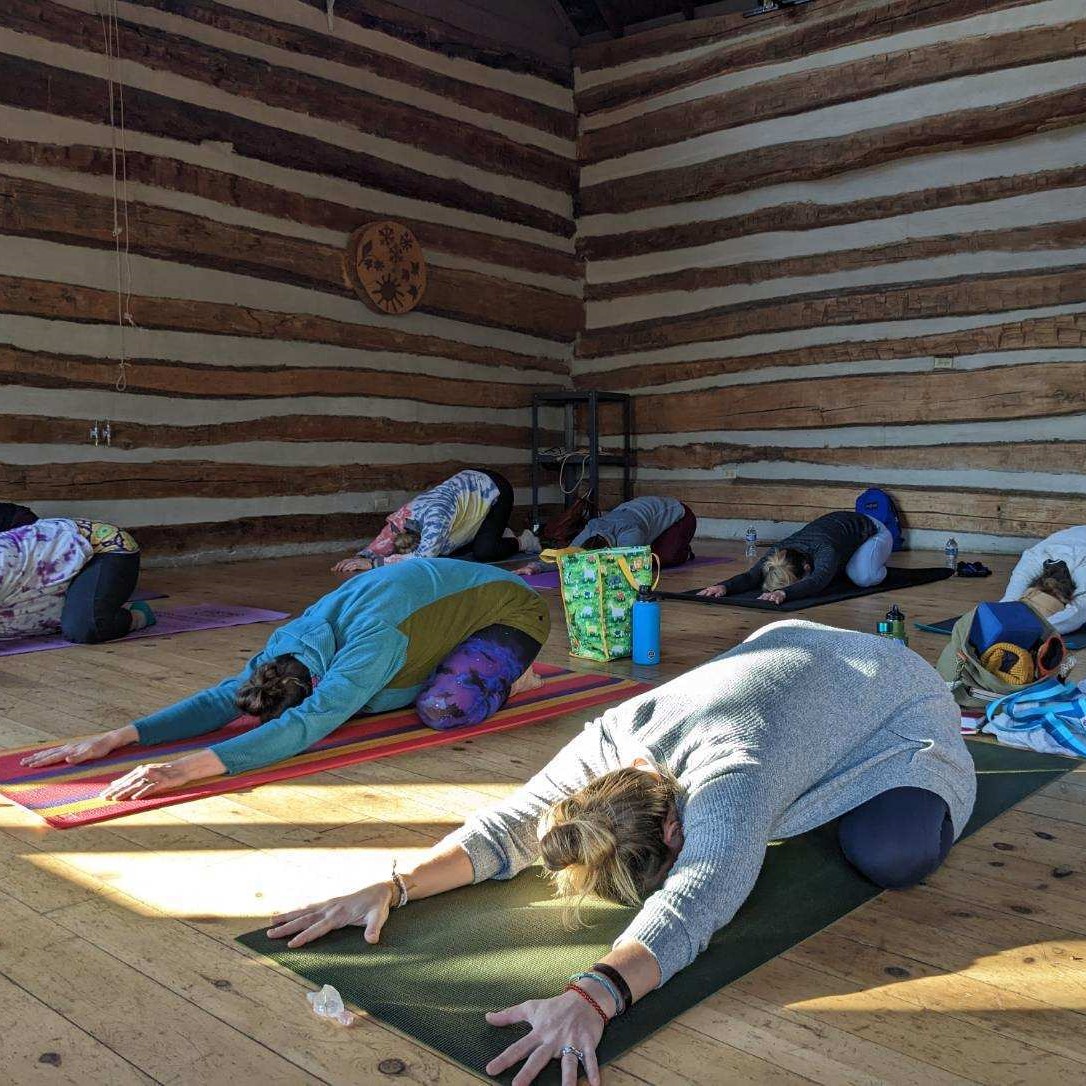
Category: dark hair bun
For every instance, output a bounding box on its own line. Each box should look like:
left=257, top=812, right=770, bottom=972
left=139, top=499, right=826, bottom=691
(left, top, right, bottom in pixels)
left=235, top=654, right=312, bottom=722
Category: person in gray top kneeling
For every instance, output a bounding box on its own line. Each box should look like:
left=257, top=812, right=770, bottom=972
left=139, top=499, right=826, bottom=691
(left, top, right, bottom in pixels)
left=267, top=620, right=975, bottom=1086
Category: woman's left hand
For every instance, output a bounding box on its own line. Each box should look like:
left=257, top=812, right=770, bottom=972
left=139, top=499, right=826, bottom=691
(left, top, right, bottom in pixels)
left=758, top=589, right=786, bottom=605
left=485, top=991, right=604, bottom=1086
left=100, top=749, right=225, bottom=801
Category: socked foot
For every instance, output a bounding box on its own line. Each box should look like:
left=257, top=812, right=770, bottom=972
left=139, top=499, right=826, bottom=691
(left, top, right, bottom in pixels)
left=509, top=667, right=544, bottom=699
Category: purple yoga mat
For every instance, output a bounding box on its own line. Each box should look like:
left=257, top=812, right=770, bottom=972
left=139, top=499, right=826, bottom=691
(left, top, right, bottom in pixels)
left=520, top=554, right=734, bottom=590
left=0, top=604, right=289, bottom=657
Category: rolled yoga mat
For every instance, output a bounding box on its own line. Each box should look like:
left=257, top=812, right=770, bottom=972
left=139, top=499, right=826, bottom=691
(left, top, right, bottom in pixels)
left=236, top=739, right=1077, bottom=1085
left=916, top=615, right=1086, bottom=650
left=658, top=565, right=954, bottom=611
left=0, top=603, right=288, bottom=657
left=0, top=664, right=651, bottom=828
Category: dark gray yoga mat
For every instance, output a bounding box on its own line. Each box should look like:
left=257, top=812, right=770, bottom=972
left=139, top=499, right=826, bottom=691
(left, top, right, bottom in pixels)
left=658, top=564, right=954, bottom=611
left=237, top=739, right=1075, bottom=1084
left=916, top=615, right=1086, bottom=650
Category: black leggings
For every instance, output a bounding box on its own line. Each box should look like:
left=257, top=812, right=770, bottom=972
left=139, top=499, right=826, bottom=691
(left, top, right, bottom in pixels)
left=838, top=786, right=954, bottom=889
left=469, top=470, right=517, bottom=563
left=60, top=552, right=140, bottom=644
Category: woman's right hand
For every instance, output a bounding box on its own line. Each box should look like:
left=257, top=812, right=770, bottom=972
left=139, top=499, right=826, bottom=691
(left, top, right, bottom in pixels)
left=331, top=557, right=373, bottom=574
left=697, top=584, right=726, bottom=598
left=267, top=881, right=395, bottom=948
left=20, top=728, right=131, bottom=768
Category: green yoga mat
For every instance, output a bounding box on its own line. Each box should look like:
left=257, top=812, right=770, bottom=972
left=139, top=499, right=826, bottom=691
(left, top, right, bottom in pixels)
left=238, top=740, right=1077, bottom=1083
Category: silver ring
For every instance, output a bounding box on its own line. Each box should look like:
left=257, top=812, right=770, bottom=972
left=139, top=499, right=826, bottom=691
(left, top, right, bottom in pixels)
left=559, top=1044, right=585, bottom=1064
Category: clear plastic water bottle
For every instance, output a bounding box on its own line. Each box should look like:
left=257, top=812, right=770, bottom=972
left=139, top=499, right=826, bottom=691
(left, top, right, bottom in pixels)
left=944, top=537, right=958, bottom=570
left=744, top=525, right=758, bottom=560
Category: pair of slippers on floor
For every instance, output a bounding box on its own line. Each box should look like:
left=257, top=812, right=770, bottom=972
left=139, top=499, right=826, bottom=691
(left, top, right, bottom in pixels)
left=956, top=561, right=992, bottom=578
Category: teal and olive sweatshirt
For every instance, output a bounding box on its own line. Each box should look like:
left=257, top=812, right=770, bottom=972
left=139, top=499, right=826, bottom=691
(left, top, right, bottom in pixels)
left=132, top=559, right=550, bottom=774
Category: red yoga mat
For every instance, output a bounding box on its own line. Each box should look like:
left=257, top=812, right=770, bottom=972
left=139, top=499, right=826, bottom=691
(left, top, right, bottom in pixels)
left=0, top=664, right=651, bottom=829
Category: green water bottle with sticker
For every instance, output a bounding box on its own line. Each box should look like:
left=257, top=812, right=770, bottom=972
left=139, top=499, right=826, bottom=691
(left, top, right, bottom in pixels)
left=876, top=604, right=909, bottom=646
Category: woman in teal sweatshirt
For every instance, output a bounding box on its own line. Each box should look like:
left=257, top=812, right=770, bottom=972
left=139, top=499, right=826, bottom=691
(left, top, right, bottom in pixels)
left=22, top=560, right=551, bottom=799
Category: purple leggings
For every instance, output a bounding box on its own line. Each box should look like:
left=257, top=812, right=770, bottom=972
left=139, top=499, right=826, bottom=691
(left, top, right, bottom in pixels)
left=415, top=624, right=543, bottom=731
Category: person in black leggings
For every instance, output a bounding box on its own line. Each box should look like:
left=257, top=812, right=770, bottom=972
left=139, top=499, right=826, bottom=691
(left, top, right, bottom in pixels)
left=0, top=517, right=152, bottom=643
left=333, top=469, right=537, bottom=575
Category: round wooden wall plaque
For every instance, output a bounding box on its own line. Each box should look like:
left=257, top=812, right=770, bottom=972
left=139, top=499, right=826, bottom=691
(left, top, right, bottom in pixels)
left=344, top=220, right=427, bottom=315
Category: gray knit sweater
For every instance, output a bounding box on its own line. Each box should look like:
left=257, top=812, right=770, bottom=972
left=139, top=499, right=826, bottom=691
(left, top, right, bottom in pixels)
left=448, top=620, right=976, bottom=986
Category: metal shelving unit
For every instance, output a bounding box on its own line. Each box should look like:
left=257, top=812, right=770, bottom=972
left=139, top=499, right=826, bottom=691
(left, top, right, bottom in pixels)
left=530, top=390, right=633, bottom=530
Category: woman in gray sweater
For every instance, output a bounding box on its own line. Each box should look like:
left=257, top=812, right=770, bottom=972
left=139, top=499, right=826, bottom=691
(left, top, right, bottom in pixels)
left=267, top=620, right=975, bottom=1086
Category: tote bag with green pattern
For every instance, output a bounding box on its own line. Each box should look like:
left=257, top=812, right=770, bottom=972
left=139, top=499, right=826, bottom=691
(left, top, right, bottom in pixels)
left=544, top=546, right=659, bottom=662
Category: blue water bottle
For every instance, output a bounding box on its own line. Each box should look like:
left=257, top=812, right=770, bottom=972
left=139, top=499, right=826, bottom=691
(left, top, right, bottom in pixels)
left=632, top=586, right=661, bottom=666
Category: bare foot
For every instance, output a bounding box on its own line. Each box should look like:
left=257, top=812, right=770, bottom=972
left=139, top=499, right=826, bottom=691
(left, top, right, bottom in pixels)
left=509, top=667, right=544, bottom=698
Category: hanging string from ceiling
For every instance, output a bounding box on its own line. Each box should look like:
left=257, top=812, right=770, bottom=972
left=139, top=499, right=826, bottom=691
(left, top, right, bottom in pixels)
left=97, top=0, right=137, bottom=394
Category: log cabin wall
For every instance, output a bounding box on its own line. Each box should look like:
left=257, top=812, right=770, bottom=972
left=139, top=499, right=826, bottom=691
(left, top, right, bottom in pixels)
left=0, top=0, right=579, bottom=562
left=574, top=0, right=1086, bottom=553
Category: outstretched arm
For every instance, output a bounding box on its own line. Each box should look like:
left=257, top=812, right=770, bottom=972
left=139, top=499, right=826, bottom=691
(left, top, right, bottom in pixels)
left=699, top=557, right=766, bottom=598
left=267, top=835, right=476, bottom=948
left=19, top=661, right=261, bottom=770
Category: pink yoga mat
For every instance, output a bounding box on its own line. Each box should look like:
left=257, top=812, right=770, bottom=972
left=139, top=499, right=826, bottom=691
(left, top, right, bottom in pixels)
left=520, top=555, right=734, bottom=590
left=0, top=604, right=289, bottom=657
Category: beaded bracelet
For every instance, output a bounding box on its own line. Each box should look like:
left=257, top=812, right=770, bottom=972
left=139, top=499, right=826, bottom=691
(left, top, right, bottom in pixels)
left=564, top=982, right=609, bottom=1027
left=591, top=962, right=632, bottom=1013
left=570, top=971, right=624, bottom=1018
left=390, top=859, right=409, bottom=908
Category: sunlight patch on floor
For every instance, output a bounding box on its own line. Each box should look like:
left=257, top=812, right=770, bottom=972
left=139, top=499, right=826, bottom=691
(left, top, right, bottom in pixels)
left=24, top=843, right=433, bottom=917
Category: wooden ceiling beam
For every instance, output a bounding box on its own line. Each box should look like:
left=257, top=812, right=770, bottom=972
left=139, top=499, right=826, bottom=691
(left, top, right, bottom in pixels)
left=594, top=0, right=627, bottom=37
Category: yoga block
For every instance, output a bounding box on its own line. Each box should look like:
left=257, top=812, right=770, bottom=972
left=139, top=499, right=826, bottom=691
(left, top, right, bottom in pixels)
left=969, top=602, right=1045, bottom=654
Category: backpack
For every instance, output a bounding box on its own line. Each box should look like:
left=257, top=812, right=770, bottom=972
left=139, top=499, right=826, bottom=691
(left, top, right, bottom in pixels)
left=855, top=488, right=904, bottom=551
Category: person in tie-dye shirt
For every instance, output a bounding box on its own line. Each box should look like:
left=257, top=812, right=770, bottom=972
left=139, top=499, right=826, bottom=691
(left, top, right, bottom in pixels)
left=0, top=516, right=153, bottom=642
left=332, top=469, right=539, bottom=575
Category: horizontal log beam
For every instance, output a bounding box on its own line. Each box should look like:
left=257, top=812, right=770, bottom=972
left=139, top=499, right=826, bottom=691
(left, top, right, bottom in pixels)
left=578, top=266, right=1086, bottom=358
left=0, top=279, right=564, bottom=377
left=0, top=460, right=532, bottom=501
left=585, top=220, right=1086, bottom=303
left=637, top=440, right=1086, bottom=474
left=603, top=362, right=1086, bottom=433
left=0, top=413, right=559, bottom=450
left=576, top=312, right=1086, bottom=391
left=600, top=477, right=1086, bottom=537
left=0, top=345, right=543, bottom=410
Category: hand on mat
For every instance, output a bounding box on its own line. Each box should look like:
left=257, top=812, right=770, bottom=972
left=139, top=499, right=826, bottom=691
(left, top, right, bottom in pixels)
left=485, top=991, right=603, bottom=1086
left=697, top=584, right=726, bottom=598
left=332, top=557, right=373, bottom=574
left=511, top=563, right=542, bottom=576
left=267, top=882, right=395, bottom=948
left=758, top=590, right=786, bottom=605
left=20, top=728, right=129, bottom=768
left=100, top=752, right=220, bottom=801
